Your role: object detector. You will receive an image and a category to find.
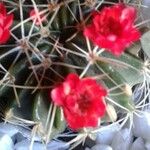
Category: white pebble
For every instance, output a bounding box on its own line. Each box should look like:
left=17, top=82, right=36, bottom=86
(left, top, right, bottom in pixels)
left=47, top=140, right=69, bottom=150
left=85, top=148, right=91, bottom=150
left=0, top=133, right=14, bottom=150
left=111, top=128, right=133, bottom=150
left=15, top=139, right=69, bottom=150
left=0, top=123, right=18, bottom=137
left=145, top=140, right=150, bottom=150
left=96, top=123, right=121, bottom=145
left=133, top=111, right=150, bottom=140
left=14, top=140, right=45, bottom=150
left=91, top=144, right=112, bottom=150
left=130, top=137, right=146, bottom=150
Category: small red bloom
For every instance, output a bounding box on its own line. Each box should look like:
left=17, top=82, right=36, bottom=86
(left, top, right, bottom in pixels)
left=51, top=73, right=107, bottom=130
left=30, top=9, right=46, bottom=26
left=84, top=4, right=141, bottom=56
left=0, top=3, right=14, bottom=44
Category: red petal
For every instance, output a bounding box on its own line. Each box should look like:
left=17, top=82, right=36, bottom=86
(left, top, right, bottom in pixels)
left=0, top=3, right=6, bottom=15
left=4, top=14, right=14, bottom=29
left=51, top=85, right=65, bottom=106
left=0, top=14, right=4, bottom=26
left=0, top=29, right=10, bottom=44
left=65, top=73, right=80, bottom=89
left=65, top=96, right=77, bottom=110
left=65, top=109, right=98, bottom=129
left=0, top=25, right=3, bottom=37
left=120, top=6, right=136, bottom=28
left=84, top=115, right=98, bottom=127
left=94, top=99, right=106, bottom=116
left=64, top=110, right=85, bottom=129
left=84, top=25, right=98, bottom=42
left=123, top=27, right=141, bottom=42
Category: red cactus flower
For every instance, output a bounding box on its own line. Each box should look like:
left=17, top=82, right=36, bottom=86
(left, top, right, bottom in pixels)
left=51, top=73, right=107, bottom=130
left=84, top=4, right=141, bottom=56
left=30, top=9, right=46, bottom=26
left=0, top=3, right=14, bottom=44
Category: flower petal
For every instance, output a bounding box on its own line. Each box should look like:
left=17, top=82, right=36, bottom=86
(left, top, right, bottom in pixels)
left=0, top=29, right=10, bottom=44
left=0, top=3, right=13, bottom=44
left=4, top=14, right=14, bottom=29
left=51, top=85, right=65, bottom=106
left=0, top=3, right=6, bottom=15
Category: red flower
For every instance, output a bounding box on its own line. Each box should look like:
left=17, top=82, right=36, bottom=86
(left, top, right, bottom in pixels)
left=84, top=4, right=141, bottom=56
left=0, top=3, right=13, bottom=44
left=30, top=9, right=46, bottom=26
left=51, top=73, right=107, bottom=130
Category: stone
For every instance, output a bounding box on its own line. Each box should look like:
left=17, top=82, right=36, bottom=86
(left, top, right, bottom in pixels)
left=85, top=148, right=91, bottom=150
left=17, top=126, right=41, bottom=142
left=130, top=137, right=146, bottom=150
left=47, top=140, right=69, bottom=150
left=96, top=123, right=121, bottom=145
left=0, top=123, right=18, bottom=137
left=91, top=144, right=112, bottom=150
left=15, top=139, right=69, bottom=150
left=84, top=136, right=96, bottom=148
left=14, top=140, right=46, bottom=150
left=0, top=122, right=42, bottom=144
left=145, top=140, right=150, bottom=150
left=0, top=133, right=14, bottom=150
left=111, top=128, right=133, bottom=150
left=13, top=133, right=26, bottom=144
left=133, top=111, right=150, bottom=140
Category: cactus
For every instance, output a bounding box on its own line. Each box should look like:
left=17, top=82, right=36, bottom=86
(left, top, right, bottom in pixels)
left=0, top=0, right=150, bottom=149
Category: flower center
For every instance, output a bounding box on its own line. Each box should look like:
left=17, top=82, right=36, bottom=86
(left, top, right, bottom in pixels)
left=99, top=17, right=122, bottom=36
left=77, top=92, right=91, bottom=113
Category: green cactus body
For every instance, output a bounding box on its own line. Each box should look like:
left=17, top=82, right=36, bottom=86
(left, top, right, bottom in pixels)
left=0, top=0, right=149, bottom=146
